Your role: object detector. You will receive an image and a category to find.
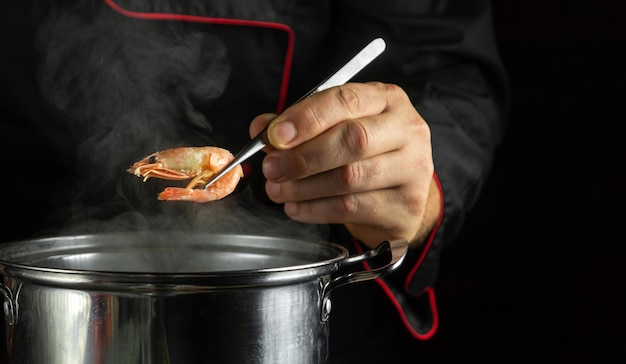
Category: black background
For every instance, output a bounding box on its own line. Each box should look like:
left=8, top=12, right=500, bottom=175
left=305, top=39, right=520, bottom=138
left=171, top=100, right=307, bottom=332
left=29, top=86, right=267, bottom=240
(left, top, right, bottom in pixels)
left=416, top=1, right=626, bottom=362
left=2, top=1, right=625, bottom=362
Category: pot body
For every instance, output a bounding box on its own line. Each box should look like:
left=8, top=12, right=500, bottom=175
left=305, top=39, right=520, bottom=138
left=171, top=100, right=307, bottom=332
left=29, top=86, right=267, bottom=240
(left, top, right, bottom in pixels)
left=0, top=232, right=407, bottom=364
left=2, top=277, right=328, bottom=364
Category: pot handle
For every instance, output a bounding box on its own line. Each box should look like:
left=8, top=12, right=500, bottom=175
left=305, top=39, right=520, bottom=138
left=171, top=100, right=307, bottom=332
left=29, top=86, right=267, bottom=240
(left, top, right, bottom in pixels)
left=320, top=239, right=408, bottom=321
left=0, top=283, right=19, bottom=326
left=327, top=239, right=407, bottom=292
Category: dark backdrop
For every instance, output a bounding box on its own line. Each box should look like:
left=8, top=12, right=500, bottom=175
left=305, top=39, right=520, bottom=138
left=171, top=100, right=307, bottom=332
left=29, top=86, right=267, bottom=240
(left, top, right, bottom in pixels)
left=2, top=1, right=625, bottom=362
left=415, top=1, right=626, bottom=362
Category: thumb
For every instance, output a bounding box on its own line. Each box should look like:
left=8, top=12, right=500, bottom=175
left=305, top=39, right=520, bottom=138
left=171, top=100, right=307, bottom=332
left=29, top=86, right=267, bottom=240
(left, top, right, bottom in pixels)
left=249, top=113, right=277, bottom=139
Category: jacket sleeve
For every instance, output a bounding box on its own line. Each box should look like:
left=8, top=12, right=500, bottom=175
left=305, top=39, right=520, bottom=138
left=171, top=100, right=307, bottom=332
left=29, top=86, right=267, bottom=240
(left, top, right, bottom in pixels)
left=327, top=0, right=510, bottom=338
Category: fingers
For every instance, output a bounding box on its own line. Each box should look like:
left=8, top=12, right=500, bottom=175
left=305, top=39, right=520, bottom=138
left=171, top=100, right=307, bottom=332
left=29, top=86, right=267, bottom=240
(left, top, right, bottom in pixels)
left=249, top=113, right=278, bottom=153
left=262, top=114, right=396, bottom=182
left=251, top=81, right=435, bottom=246
left=273, top=154, right=435, bottom=246
left=280, top=171, right=439, bottom=248
left=266, top=82, right=391, bottom=149
left=281, top=185, right=427, bottom=241
left=265, top=149, right=420, bottom=202
left=262, top=83, right=423, bottom=182
left=265, top=146, right=433, bottom=221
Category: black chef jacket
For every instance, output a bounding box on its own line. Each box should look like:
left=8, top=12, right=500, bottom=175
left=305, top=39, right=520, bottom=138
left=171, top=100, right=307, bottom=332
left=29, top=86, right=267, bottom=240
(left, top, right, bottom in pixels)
left=1, top=1, right=509, bottom=363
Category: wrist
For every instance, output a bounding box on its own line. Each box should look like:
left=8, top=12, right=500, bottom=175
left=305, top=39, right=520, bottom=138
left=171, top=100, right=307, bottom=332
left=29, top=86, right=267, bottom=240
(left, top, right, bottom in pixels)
left=410, top=174, right=443, bottom=248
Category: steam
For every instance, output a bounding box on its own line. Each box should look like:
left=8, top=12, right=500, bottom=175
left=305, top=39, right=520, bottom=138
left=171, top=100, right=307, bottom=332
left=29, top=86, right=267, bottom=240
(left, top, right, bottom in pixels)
left=37, top=2, right=229, bottom=174
left=34, top=2, right=328, bottom=243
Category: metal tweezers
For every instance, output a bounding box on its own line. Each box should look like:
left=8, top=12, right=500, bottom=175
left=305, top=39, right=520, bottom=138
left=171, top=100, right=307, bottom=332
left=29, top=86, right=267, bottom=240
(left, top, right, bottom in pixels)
left=203, top=38, right=386, bottom=189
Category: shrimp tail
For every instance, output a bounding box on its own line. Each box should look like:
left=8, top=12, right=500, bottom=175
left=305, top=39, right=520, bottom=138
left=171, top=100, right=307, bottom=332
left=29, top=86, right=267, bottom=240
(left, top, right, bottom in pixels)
left=157, top=187, right=223, bottom=203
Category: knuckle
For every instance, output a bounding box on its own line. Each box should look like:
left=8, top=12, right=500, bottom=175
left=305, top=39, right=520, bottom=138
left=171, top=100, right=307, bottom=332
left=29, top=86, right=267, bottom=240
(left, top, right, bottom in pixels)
left=335, top=160, right=381, bottom=191
left=335, top=163, right=363, bottom=190
left=336, top=85, right=365, bottom=117
left=383, top=83, right=414, bottom=112
left=337, top=194, right=359, bottom=216
left=383, top=82, right=406, bottom=101
left=398, top=182, right=428, bottom=216
left=402, top=192, right=423, bottom=215
left=342, top=120, right=371, bottom=157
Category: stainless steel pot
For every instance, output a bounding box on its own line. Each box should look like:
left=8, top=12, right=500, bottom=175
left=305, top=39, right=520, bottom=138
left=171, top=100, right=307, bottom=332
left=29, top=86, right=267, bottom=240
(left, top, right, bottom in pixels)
left=0, top=231, right=407, bottom=364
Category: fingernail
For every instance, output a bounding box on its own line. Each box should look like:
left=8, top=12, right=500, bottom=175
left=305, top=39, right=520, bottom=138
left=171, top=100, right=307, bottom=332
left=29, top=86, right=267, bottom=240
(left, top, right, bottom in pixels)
left=269, top=120, right=297, bottom=147
left=262, top=156, right=285, bottom=181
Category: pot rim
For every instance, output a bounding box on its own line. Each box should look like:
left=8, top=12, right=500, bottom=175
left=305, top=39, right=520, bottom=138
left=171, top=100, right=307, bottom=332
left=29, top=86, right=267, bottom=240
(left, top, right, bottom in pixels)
left=0, top=231, right=349, bottom=290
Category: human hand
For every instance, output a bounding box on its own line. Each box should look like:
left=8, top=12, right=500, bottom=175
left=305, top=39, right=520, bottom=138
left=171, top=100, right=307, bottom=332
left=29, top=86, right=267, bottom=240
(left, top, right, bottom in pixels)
left=249, top=82, right=441, bottom=248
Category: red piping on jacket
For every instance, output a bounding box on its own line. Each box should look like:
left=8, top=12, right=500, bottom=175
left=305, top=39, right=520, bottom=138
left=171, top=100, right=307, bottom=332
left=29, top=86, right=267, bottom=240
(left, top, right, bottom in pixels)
left=104, top=0, right=444, bottom=341
left=352, top=172, right=444, bottom=340
left=103, top=0, right=294, bottom=113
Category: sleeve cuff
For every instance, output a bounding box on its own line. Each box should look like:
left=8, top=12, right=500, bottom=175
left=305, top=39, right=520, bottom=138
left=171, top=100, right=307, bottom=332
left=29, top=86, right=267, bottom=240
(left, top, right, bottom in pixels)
left=350, top=172, right=445, bottom=339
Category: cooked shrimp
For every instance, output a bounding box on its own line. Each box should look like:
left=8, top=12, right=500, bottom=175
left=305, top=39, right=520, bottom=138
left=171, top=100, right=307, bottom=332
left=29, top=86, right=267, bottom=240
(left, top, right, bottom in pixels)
left=128, top=146, right=244, bottom=202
